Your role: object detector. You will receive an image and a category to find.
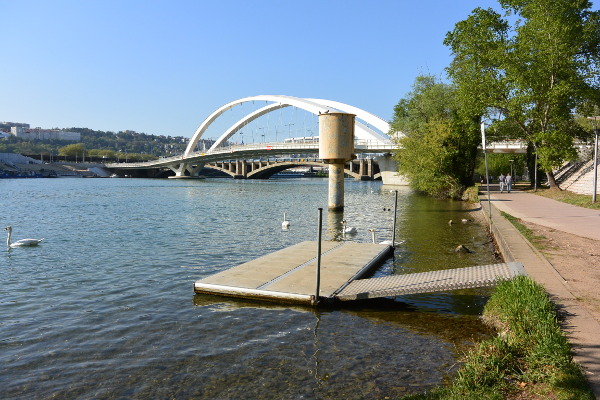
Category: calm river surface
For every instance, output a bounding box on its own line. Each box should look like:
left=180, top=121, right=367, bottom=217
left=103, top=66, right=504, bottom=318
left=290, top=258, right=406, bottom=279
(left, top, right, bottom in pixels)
left=1, top=177, right=497, bottom=399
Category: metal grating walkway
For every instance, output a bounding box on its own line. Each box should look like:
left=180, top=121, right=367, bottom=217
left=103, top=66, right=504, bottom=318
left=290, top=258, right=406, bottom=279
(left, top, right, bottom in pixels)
left=335, top=262, right=527, bottom=301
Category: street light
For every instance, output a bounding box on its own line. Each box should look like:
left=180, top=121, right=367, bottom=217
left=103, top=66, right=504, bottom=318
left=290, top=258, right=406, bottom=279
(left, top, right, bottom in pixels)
left=509, top=159, right=514, bottom=179
left=587, top=116, right=599, bottom=203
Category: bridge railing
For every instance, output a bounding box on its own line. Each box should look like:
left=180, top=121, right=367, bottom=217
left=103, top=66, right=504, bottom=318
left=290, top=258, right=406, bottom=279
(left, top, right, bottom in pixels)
left=106, top=139, right=396, bottom=168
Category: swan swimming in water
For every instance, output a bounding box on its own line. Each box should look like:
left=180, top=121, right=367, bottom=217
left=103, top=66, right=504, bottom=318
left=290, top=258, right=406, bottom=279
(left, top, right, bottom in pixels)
left=367, top=228, right=405, bottom=247
left=4, top=226, right=44, bottom=248
left=341, top=220, right=357, bottom=235
left=281, top=213, right=290, bottom=230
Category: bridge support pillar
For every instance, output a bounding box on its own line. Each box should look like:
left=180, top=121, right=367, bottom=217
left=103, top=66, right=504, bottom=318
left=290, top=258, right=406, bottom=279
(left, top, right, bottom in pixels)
left=375, top=154, right=409, bottom=186
left=328, top=163, right=345, bottom=210
left=168, top=162, right=205, bottom=179
left=319, top=112, right=355, bottom=211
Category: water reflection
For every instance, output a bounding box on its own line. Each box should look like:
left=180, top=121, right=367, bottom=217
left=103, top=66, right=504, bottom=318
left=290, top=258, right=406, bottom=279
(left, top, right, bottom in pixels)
left=326, top=209, right=344, bottom=241
left=192, top=293, right=491, bottom=346
left=191, top=293, right=490, bottom=398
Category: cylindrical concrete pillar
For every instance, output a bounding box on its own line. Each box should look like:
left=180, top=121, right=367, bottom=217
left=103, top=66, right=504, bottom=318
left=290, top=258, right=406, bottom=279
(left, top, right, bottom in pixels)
left=319, top=112, right=355, bottom=211
left=328, top=163, right=345, bottom=211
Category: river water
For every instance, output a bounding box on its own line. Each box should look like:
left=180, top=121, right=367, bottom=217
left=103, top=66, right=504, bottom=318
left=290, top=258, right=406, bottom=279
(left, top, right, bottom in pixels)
left=0, top=177, right=497, bottom=399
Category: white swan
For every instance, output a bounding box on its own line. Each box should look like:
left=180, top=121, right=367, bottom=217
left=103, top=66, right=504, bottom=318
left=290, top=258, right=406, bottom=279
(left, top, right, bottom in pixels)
left=341, top=220, right=357, bottom=235
left=281, top=213, right=290, bottom=230
left=5, top=226, right=44, bottom=248
left=367, top=228, right=404, bottom=247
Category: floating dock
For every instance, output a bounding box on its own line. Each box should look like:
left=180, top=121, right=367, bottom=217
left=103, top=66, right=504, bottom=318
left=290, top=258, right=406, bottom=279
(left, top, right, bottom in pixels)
left=194, top=241, right=392, bottom=304
left=194, top=241, right=526, bottom=305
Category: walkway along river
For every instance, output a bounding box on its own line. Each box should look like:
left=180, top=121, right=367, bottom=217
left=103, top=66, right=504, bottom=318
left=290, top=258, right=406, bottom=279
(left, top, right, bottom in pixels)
left=1, top=177, right=498, bottom=399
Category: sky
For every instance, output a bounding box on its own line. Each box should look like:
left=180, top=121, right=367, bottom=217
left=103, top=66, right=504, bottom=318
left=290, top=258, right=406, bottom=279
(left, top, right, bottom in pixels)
left=1, top=0, right=596, bottom=139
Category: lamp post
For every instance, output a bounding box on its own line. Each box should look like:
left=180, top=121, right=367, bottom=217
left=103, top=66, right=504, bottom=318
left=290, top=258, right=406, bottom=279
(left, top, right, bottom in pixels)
left=481, top=121, right=492, bottom=230
left=509, top=159, right=514, bottom=179
left=587, top=116, right=599, bottom=203
left=284, top=123, right=294, bottom=139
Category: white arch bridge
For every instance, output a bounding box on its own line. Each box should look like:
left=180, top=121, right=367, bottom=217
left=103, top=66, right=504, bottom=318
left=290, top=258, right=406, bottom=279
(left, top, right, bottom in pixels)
left=107, top=95, right=406, bottom=184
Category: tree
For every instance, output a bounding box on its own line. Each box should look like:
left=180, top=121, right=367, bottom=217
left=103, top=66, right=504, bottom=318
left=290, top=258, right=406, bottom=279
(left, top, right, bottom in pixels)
left=390, top=75, right=481, bottom=198
left=58, top=143, right=87, bottom=157
left=475, top=153, right=527, bottom=180
left=444, top=0, right=600, bottom=188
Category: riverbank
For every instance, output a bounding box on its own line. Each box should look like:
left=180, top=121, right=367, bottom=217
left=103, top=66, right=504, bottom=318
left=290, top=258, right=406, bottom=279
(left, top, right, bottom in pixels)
left=404, top=276, right=593, bottom=399
left=402, top=188, right=599, bottom=399
left=477, top=189, right=600, bottom=397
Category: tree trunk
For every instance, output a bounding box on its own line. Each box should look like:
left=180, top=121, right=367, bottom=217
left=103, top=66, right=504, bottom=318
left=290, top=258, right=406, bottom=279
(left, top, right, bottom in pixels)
left=546, top=170, right=560, bottom=189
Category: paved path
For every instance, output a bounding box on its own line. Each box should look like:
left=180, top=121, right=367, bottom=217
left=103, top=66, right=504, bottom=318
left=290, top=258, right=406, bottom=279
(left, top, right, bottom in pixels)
left=482, top=187, right=600, bottom=241
left=480, top=187, right=600, bottom=398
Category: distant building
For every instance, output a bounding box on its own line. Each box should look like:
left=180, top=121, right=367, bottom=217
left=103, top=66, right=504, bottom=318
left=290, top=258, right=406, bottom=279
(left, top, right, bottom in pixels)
left=10, top=127, right=81, bottom=141
left=0, top=121, right=30, bottom=130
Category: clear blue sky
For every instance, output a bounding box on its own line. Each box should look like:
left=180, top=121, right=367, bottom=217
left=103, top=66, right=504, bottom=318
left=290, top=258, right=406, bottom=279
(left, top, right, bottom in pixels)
left=2, top=0, right=595, bottom=138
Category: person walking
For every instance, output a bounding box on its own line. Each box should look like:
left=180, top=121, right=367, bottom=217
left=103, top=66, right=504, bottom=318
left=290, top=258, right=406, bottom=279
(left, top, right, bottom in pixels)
left=506, top=173, right=513, bottom=193
left=499, top=173, right=506, bottom=193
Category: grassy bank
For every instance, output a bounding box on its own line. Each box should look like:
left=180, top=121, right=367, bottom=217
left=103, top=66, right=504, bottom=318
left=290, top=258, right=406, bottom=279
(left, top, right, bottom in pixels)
left=402, top=277, right=593, bottom=399
left=530, top=188, right=600, bottom=210
left=499, top=211, right=548, bottom=250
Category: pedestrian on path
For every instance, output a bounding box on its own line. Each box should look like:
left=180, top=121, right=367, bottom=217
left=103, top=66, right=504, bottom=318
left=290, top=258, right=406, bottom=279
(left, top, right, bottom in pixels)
left=506, top=173, right=512, bottom=193
left=499, top=173, right=506, bottom=193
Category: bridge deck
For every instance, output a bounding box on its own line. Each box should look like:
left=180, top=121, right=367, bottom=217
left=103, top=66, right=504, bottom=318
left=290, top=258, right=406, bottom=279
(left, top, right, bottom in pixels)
left=194, top=242, right=526, bottom=305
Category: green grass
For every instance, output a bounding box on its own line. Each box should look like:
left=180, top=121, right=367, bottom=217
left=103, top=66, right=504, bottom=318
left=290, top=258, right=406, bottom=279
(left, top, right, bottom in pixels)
left=462, top=186, right=480, bottom=203
left=530, top=188, right=600, bottom=210
left=401, top=277, right=594, bottom=399
left=500, top=211, right=547, bottom=250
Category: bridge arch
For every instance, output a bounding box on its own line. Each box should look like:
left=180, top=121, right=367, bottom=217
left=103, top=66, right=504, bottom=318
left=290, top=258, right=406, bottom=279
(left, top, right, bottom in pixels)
left=185, top=95, right=392, bottom=156
left=204, top=160, right=366, bottom=180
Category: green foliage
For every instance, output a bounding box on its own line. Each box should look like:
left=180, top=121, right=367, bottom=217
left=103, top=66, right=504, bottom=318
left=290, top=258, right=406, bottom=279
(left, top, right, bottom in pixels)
left=482, top=277, right=573, bottom=382
left=476, top=153, right=527, bottom=179
left=1, top=127, right=191, bottom=158
left=533, top=130, right=578, bottom=172
left=58, top=143, right=87, bottom=157
left=461, top=186, right=480, bottom=203
left=391, top=75, right=481, bottom=199
left=403, top=277, right=594, bottom=399
left=534, top=188, right=600, bottom=210
left=444, top=0, right=600, bottom=187
left=500, top=211, right=547, bottom=248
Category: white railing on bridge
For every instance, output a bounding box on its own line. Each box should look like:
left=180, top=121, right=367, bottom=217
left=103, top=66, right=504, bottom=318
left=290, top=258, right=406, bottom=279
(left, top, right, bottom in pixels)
left=106, top=139, right=395, bottom=168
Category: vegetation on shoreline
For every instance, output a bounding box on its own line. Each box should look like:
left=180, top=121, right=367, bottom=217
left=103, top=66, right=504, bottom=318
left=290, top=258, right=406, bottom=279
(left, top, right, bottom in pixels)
left=402, top=277, right=593, bottom=399
left=499, top=212, right=547, bottom=250
left=393, top=0, right=599, bottom=198
left=390, top=75, right=480, bottom=199
left=461, top=186, right=480, bottom=203
left=530, top=188, right=600, bottom=210
left=0, top=127, right=194, bottom=159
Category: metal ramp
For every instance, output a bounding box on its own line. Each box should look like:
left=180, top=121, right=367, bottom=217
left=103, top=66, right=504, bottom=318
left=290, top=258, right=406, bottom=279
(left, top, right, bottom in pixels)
left=335, top=262, right=526, bottom=301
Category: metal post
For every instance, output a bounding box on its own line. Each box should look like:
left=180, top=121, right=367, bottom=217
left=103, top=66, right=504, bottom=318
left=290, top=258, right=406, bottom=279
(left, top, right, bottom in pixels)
left=534, top=152, right=538, bottom=192
left=392, top=190, right=398, bottom=248
left=314, top=207, right=323, bottom=305
left=588, top=116, right=599, bottom=203
left=481, top=122, right=492, bottom=230
left=593, top=126, right=598, bottom=203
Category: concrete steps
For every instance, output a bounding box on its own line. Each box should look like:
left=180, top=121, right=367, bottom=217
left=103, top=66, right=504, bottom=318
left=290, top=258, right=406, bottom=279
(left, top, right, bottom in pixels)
left=560, top=159, right=599, bottom=195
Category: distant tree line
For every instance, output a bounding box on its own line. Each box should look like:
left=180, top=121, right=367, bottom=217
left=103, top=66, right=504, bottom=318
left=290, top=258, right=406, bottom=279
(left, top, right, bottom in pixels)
left=0, top=127, right=214, bottom=161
